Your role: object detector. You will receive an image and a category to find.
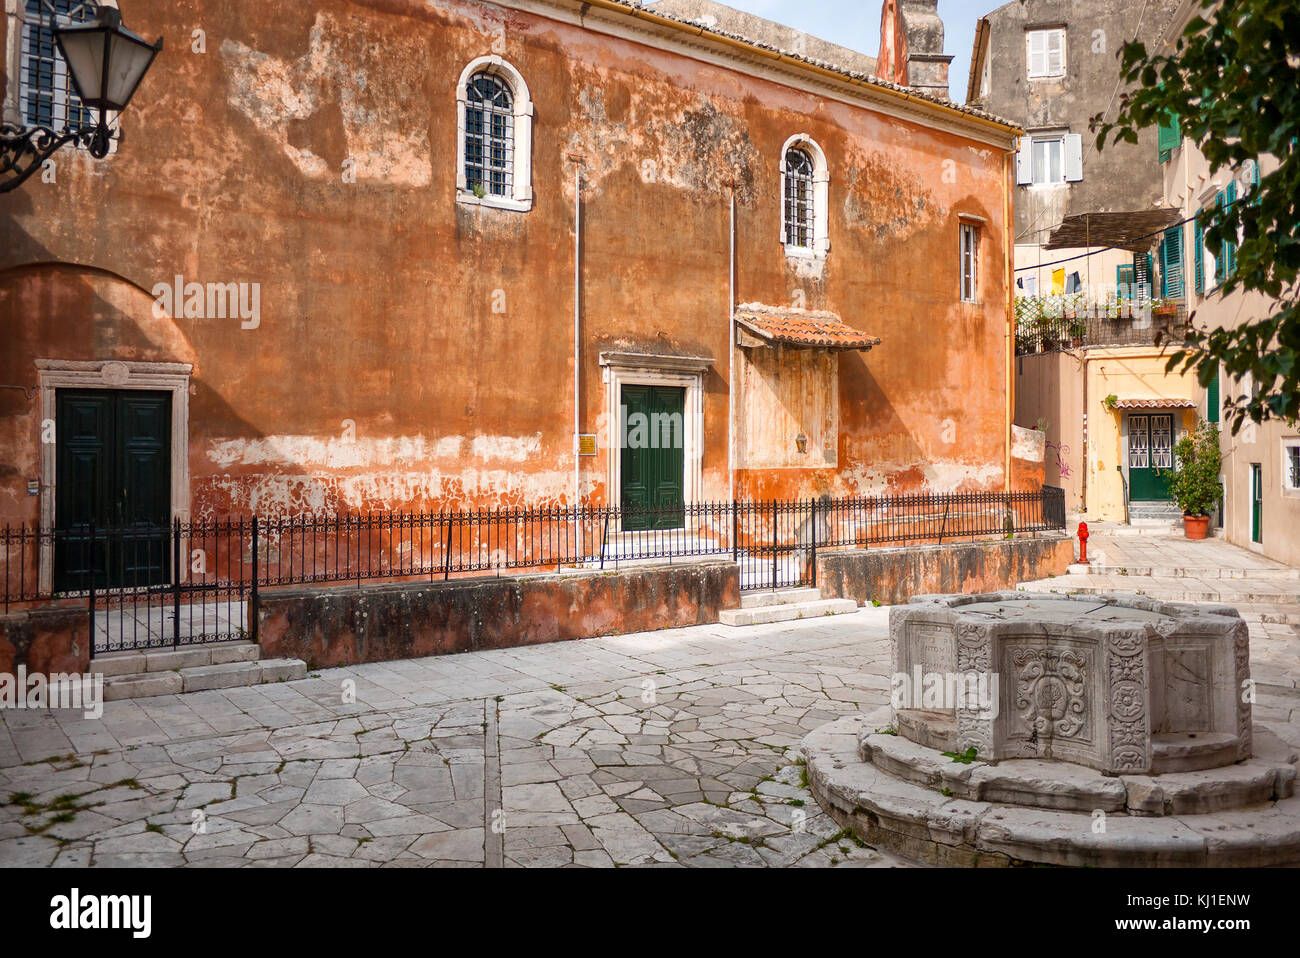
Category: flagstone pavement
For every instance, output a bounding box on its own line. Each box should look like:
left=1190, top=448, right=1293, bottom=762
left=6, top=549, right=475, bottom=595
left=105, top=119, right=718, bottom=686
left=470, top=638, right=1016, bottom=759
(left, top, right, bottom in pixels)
left=2, top=539, right=1297, bottom=867
left=0, top=609, right=906, bottom=868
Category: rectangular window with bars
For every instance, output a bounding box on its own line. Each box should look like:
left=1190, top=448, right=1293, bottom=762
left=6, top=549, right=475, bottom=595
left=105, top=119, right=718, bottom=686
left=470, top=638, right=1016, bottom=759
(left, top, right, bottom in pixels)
left=19, top=0, right=96, bottom=133
left=960, top=223, right=979, bottom=303
left=1285, top=442, right=1300, bottom=494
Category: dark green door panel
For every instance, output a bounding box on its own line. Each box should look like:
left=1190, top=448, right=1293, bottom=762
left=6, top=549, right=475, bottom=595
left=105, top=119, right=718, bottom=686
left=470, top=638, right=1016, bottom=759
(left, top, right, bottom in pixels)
left=1128, top=413, right=1175, bottom=502
left=620, top=385, right=686, bottom=531
left=54, top=390, right=171, bottom=591
left=1251, top=464, right=1263, bottom=543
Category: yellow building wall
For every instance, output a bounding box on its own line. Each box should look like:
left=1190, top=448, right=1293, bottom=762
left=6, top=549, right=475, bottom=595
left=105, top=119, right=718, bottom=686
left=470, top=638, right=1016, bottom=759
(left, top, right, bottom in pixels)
left=1085, top=348, right=1201, bottom=521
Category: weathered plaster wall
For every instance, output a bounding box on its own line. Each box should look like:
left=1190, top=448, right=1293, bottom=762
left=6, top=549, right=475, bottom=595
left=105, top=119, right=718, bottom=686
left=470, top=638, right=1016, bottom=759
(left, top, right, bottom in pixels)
left=256, top=560, right=739, bottom=668
left=1085, top=348, right=1199, bottom=521
left=0, top=607, right=91, bottom=677
left=817, top=534, right=1073, bottom=606
left=1014, top=350, right=1083, bottom=510
left=974, top=0, right=1180, bottom=243
left=0, top=0, right=1015, bottom=525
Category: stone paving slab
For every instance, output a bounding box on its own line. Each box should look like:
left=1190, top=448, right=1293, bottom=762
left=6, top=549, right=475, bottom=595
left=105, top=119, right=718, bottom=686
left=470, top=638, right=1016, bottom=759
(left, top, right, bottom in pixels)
left=0, top=610, right=900, bottom=868
left=2, top=531, right=1297, bottom=868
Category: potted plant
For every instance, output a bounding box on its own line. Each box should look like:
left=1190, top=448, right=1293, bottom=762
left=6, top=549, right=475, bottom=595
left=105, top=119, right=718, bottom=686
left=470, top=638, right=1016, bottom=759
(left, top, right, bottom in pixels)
left=1068, top=318, right=1087, bottom=347
left=1165, top=422, right=1222, bottom=540
left=1151, top=297, right=1179, bottom=321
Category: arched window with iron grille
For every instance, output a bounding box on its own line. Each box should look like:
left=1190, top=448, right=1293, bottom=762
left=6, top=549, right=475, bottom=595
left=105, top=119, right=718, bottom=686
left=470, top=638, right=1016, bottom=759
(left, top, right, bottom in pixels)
left=783, top=147, right=816, bottom=250
left=464, top=72, right=514, bottom=199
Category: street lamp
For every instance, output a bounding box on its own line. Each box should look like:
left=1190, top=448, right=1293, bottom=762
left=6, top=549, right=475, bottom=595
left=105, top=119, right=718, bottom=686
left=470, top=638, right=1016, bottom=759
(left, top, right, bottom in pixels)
left=0, top=2, right=161, bottom=193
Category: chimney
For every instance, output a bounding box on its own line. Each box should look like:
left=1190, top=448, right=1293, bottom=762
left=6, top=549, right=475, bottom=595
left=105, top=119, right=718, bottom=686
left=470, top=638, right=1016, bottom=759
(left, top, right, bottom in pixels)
left=877, top=0, right=954, bottom=99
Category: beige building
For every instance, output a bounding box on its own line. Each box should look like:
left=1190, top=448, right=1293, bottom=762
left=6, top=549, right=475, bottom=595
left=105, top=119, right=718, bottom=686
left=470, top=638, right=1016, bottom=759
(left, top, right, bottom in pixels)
left=1156, top=1, right=1300, bottom=564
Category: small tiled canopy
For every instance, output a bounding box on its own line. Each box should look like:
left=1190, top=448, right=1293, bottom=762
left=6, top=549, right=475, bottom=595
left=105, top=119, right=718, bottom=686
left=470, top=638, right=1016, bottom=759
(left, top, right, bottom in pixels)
left=1111, top=398, right=1197, bottom=410
left=735, top=304, right=881, bottom=351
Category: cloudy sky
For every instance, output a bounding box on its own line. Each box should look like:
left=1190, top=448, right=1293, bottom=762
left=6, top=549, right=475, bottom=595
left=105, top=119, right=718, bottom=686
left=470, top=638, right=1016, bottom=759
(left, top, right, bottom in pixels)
left=659, top=0, right=985, bottom=103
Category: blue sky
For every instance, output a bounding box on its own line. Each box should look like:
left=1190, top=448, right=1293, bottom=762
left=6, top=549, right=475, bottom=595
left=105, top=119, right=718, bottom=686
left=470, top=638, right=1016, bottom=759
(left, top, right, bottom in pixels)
left=685, top=0, right=986, bottom=103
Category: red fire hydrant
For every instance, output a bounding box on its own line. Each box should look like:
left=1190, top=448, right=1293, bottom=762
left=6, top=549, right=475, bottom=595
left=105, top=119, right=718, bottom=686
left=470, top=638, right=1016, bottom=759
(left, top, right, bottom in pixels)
left=1077, top=521, right=1090, bottom=565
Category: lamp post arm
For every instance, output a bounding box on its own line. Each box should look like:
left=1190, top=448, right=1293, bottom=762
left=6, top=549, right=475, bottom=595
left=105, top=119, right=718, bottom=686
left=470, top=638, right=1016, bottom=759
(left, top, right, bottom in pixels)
left=0, top=121, right=111, bottom=193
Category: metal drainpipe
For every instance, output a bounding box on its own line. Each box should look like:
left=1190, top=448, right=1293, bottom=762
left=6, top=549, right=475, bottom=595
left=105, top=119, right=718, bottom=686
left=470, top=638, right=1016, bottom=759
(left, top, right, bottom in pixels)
left=574, top=162, right=582, bottom=512
left=728, top=185, right=736, bottom=504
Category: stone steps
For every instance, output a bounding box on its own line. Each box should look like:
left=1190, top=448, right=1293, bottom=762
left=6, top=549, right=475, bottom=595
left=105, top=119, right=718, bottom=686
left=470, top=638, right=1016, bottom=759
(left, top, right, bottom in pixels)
left=804, top=712, right=1300, bottom=867
left=1071, top=562, right=1299, bottom=581
left=1017, top=578, right=1300, bottom=606
left=719, top=595, right=858, bottom=627
left=92, top=642, right=307, bottom=701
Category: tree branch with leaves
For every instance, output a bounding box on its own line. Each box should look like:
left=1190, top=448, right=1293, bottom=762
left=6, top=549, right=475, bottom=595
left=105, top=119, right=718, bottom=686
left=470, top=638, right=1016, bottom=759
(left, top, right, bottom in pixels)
left=1092, top=0, right=1299, bottom=431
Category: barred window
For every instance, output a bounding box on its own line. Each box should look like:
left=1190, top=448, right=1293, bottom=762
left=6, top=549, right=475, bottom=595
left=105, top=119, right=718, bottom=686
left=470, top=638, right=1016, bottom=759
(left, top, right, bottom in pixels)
left=1285, top=442, right=1300, bottom=493
left=19, top=0, right=96, bottom=132
left=783, top=148, right=816, bottom=249
left=464, top=73, right=514, bottom=199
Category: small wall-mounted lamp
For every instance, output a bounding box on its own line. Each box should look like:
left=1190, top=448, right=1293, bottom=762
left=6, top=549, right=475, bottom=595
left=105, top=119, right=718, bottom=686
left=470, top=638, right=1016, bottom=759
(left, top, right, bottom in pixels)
left=795, top=433, right=808, bottom=455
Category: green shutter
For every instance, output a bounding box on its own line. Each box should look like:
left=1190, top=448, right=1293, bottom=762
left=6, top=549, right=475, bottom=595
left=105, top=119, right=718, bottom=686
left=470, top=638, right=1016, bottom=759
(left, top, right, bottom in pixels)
left=1157, top=112, right=1181, bottom=163
left=1117, top=263, right=1135, bottom=297
left=1160, top=226, right=1184, bottom=299
left=1194, top=216, right=1205, bottom=293
left=1224, top=182, right=1238, bottom=275
left=1213, top=192, right=1226, bottom=285
left=1207, top=367, right=1220, bottom=423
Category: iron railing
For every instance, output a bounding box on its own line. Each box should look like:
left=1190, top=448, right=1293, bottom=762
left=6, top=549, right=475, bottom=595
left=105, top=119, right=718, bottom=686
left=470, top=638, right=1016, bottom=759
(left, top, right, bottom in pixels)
left=1015, top=296, right=1190, bottom=355
left=2, top=488, right=1067, bottom=653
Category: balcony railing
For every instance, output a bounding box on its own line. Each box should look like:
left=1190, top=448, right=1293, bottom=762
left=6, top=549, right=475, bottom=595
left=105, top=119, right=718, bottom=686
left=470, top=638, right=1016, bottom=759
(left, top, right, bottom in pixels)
left=1015, top=294, right=1189, bottom=355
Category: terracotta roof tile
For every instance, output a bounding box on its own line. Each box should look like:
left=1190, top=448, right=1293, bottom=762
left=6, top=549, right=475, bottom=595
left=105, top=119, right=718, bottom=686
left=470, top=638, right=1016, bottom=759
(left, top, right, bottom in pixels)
left=1112, top=398, right=1196, bottom=410
left=736, top=304, right=881, bottom=351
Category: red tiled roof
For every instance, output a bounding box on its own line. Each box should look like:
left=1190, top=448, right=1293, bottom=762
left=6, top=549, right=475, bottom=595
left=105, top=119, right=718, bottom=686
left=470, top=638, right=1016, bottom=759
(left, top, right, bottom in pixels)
left=736, top=304, right=881, bottom=351
left=1112, top=398, right=1196, bottom=410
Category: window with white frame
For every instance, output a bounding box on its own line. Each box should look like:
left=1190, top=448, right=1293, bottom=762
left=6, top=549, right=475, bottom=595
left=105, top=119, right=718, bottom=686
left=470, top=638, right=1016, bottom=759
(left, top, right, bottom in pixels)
left=1031, top=135, right=1064, bottom=184
left=960, top=222, right=980, bottom=303
left=456, top=56, right=533, bottom=211
left=780, top=135, right=829, bottom=257
left=1284, top=440, right=1300, bottom=494
left=16, top=0, right=95, bottom=132
left=1027, top=28, right=1066, bottom=79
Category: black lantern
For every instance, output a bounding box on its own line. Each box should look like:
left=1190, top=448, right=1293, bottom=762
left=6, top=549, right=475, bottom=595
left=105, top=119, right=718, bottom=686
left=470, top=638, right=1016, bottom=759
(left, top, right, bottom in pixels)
left=55, top=8, right=161, bottom=116
left=0, top=2, right=161, bottom=192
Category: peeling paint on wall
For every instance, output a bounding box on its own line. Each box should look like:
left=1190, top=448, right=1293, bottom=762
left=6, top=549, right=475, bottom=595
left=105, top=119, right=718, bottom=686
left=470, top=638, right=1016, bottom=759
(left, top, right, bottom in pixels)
left=220, top=12, right=431, bottom=185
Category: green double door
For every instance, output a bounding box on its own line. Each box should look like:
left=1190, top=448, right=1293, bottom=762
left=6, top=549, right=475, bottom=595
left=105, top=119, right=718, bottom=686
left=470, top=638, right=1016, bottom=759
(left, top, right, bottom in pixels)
left=620, top=385, right=685, bottom=531
left=54, top=389, right=172, bottom=591
left=1127, top=413, right=1175, bottom=502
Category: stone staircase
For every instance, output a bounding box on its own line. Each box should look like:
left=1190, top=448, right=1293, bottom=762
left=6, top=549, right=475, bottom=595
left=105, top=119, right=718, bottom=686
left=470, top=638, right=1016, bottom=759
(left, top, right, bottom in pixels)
left=91, top=642, right=307, bottom=701
left=719, top=587, right=858, bottom=627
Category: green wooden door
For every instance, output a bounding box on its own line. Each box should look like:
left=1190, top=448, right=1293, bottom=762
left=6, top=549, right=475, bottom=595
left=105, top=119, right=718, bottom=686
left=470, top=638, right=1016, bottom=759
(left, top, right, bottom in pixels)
left=620, top=385, right=686, bottom=531
left=55, top=390, right=172, bottom=591
left=1251, top=464, right=1263, bottom=543
left=1128, top=413, right=1175, bottom=502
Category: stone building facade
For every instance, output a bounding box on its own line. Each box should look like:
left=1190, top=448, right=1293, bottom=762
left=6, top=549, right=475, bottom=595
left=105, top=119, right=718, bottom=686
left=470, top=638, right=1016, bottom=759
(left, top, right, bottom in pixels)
left=0, top=0, right=1021, bottom=551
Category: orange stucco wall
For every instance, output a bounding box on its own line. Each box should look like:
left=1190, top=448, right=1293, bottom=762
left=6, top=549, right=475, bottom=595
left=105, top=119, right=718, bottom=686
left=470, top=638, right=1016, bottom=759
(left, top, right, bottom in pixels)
left=0, top=0, right=1016, bottom=523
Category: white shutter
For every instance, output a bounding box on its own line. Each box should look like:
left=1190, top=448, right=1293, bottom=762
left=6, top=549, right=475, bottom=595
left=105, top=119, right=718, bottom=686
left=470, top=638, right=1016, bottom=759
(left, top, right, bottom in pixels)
left=1047, top=30, right=1064, bottom=75
left=1016, top=136, right=1033, bottom=185
left=1064, top=134, right=1083, bottom=182
left=1027, top=32, right=1044, bottom=77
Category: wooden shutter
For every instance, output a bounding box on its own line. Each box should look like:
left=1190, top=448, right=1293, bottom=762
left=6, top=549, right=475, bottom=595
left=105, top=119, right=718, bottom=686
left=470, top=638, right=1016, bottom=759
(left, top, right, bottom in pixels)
left=1224, top=182, right=1238, bottom=275
left=1207, top=366, right=1220, bottom=423
left=1194, top=216, right=1205, bottom=293
left=1157, top=112, right=1181, bottom=163
left=1064, top=134, right=1083, bottom=181
left=1160, top=226, right=1184, bottom=298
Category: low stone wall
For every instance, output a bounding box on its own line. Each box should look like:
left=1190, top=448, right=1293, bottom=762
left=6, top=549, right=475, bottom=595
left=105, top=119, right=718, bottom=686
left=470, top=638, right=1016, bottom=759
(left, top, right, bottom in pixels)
left=0, top=607, right=91, bottom=677
left=817, top=535, right=1073, bottom=607
left=257, top=561, right=740, bottom=670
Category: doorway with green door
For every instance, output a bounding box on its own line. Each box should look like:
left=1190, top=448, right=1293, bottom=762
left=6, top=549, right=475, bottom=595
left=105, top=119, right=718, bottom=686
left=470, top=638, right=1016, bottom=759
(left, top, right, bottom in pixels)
left=1126, top=411, right=1177, bottom=504
left=53, top=389, right=173, bottom=592
left=619, top=384, right=686, bottom=531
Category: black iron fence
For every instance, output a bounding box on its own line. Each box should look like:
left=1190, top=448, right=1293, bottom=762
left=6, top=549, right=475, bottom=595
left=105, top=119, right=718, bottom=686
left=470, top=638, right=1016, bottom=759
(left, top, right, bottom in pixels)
left=2, top=488, right=1066, bottom=654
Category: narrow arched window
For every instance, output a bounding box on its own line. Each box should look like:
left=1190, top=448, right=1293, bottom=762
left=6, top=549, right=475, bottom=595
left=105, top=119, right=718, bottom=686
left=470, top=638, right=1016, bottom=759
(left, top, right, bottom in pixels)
left=465, top=73, right=514, bottom=198
left=783, top=148, right=816, bottom=249
left=456, top=57, right=534, bottom=212
left=779, top=136, right=829, bottom=257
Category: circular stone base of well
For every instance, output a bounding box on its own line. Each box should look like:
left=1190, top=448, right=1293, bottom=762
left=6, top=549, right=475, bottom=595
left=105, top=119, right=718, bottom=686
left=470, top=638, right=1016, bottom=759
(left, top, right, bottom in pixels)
left=802, top=707, right=1300, bottom=867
